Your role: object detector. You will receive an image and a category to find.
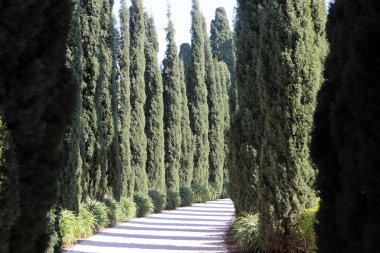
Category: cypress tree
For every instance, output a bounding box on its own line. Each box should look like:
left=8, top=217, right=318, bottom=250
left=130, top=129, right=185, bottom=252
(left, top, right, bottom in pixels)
left=227, top=0, right=261, bottom=215
left=257, top=0, right=326, bottom=251
left=179, top=61, right=195, bottom=187
left=144, top=14, right=165, bottom=192
left=129, top=0, right=149, bottom=195
left=163, top=10, right=182, bottom=193
left=81, top=0, right=102, bottom=199
left=118, top=0, right=134, bottom=197
left=312, top=0, right=379, bottom=252
left=203, top=17, right=225, bottom=195
left=179, top=43, right=192, bottom=90
left=0, top=0, right=74, bottom=251
left=108, top=12, right=123, bottom=200
left=210, top=7, right=237, bottom=114
left=60, top=0, right=85, bottom=212
left=189, top=0, right=209, bottom=187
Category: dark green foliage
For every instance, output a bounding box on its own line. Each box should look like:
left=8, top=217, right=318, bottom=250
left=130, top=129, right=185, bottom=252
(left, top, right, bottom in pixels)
left=0, top=117, right=18, bottom=253
left=0, top=0, right=74, bottom=251
left=189, top=0, right=210, bottom=187
left=257, top=0, right=326, bottom=251
left=60, top=0, right=84, bottom=213
left=148, top=189, right=167, bottom=213
left=179, top=186, right=194, bottom=207
left=204, top=14, right=225, bottom=196
left=179, top=61, right=195, bottom=187
left=85, top=199, right=109, bottom=230
left=163, top=10, right=182, bottom=193
left=81, top=0, right=102, bottom=200
left=166, top=190, right=181, bottom=210
left=179, top=43, right=192, bottom=89
left=312, top=0, right=380, bottom=252
left=134, top=194, right=154, bottom=217
left=227, top=0, right=261, bottom=215
left=210, top=7, right=237, bottom=114
left=144, top=14, right=166, bottom=192
left=118, top=0, right=134, bottom=198
left=130, top=0, right=149, bottom=195
left=191, top=182, right=210, bottom=203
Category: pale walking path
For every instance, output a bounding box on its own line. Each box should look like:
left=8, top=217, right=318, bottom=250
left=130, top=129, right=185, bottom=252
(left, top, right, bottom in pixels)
left=65, top=198, right=235, bottom=253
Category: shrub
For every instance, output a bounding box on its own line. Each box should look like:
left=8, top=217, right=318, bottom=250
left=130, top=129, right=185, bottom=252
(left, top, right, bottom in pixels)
left=85, top=199, right=109, bottom=230
left=103, top=196, right=122, bottom=226
left=233, top=213, right=261, bottom=253
left=59, top=210, right=79, bottom=246
left=166, top=190, right=181, bottom=210
left=208, top=183, right=220, bottom=201
left=293, top=199, right=320, bottom=253
left=179, top=186, right=193, bottom=206
left=191, top=183, right=210, bottom=203
left=148, top=189, right=167, bottom=213
left=134, top=194, right=154, bottom=217
left=77, top=205, right=95, bottom=238
left=119, top=197, right=137, bottom=221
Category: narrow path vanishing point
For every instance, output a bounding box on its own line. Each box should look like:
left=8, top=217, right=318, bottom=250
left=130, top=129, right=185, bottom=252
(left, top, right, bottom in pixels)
left=65, top=198, right=235, bottom=253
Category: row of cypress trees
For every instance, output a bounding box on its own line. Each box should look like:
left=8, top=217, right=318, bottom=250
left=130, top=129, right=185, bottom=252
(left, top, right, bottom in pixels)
left=0, top=0, right=234, bottom=251
left=230, top=0, right=380, bottom=252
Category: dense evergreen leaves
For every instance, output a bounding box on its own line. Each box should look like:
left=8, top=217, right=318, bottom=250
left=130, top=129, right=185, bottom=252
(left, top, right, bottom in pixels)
left=129, top=0, right=149, bottom=195
left=312, top=0, right=380, bottom=252
left=144, top=15, right=166, bottom=192
left=0, top=0, right=74, bottom=251
left=189, top=0, right=210, bottom=187
left=163, top=10, right=182, bottom=193
left=228, top=0, right=261, bottom=215
left=179, top=43, right=192, bottom=91
left=210, top=7, right=237, bottom=115
left=118, top=0, right=134, bottom=198
left=257, top=0, right=326, bottom=251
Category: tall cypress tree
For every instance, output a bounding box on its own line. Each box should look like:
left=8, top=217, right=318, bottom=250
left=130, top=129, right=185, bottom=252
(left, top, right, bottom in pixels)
left=163, top=10, right=182, bottom=193
left=210, top=7, right=237, bottom=114
left=227, top=0, right=261, bottom=215
left=118, top=0, right=134, bottom=197
left=257, top=0, right=326, bottom=251
left=179, top=60, right=195, bottom=187
left=312, top=0, right=379, bottom=252
left=144, top=14, right=166, bottom=192
left=189, top=0, right=209, bottom=186
left=108, top=11, right=123, bottom=200
left=81, top=0, right=102, bottom=199
left=203, top=17, right=225, bottom=195
left=0, top=0, right=74, bottom=251
left=60, top=0, right=85, bottom=212
left=129, top=0, right=149, bottom=195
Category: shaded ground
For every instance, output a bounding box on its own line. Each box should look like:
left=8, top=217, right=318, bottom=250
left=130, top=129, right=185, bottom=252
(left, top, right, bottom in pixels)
left=64, top=198, right=235, bottom=253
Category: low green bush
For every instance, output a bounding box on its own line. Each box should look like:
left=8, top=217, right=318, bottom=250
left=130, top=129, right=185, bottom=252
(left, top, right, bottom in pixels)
left=77, top=205, right=95, bottom=238
left=85, top=199, right=109, bottom=230
left=221, top=181, right=230, bottom=198
left=166, top=190, right=180, bottom=210
left=179, top=186, right=193, bottom=206
left=293, top=199, right=320, bottom=253
left=119, top=197, right=137, bottom=221
left=134, top=194, right=154, bottom=217
left=191, top=183, right=210, bottom=203
left=233, top=213, right=261, bottom=253
left=208, top=183, right=220, bottom=201
left=148, top=189, right=167, bottom=213
left=59, top=210, right=80, bottom=246
left=103, top=196, right=122, bottom=226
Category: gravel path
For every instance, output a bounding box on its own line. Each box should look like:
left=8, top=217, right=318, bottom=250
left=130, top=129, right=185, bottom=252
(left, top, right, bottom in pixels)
left=64, top=198, right=235, bottom=253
